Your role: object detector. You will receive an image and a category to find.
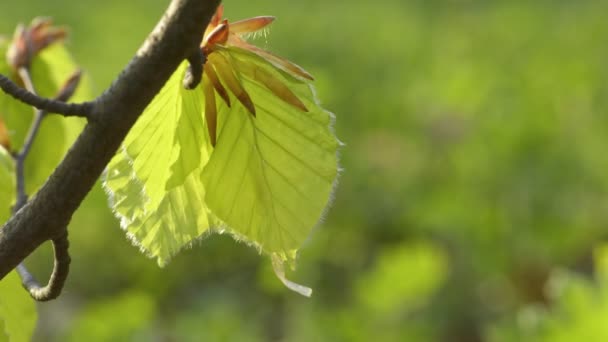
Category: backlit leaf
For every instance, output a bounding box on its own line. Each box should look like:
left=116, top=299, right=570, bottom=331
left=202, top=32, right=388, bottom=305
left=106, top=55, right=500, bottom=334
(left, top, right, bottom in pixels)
left=104, top=12, right=340, bottom=285
left=201, top=47, right=340, bottom=264
left=104, top=62, right=217, bottom=266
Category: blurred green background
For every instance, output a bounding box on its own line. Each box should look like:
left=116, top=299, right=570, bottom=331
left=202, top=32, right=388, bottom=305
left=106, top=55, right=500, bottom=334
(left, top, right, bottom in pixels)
left=2, top=0, right=608, bottom=341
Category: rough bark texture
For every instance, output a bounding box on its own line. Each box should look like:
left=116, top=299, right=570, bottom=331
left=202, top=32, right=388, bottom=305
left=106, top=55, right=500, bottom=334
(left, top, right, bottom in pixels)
left=0, top=0, right=221, bottom=279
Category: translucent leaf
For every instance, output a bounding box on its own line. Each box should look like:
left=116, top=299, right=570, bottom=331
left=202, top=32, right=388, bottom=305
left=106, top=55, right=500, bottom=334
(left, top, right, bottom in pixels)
left=104, top=62, right=217, bottom=266
left=104, top=37, right=340, bottom=277
left=0, top=271, right=37, bottom=342
left=201, top=48, right=340, bottom=263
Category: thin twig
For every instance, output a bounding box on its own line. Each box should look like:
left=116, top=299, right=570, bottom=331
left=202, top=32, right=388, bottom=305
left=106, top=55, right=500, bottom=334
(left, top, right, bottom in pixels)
left=0, top=0, right=221, bottom=281
left=0, top=73, right=92, bottom=118
left=11, top=67, right=71, bottom=301
left=15, top=110, right=43, bottom=161
left=13, top=70, right=43, bottom=211
left=12, top=68, right=40, bottom=212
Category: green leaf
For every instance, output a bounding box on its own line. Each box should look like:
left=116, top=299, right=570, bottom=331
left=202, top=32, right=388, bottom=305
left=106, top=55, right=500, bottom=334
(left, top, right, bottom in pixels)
left=0, top=146, right=15, bottom=223
left=104, top=39, right=340, bottom=276
left=0, top=41, right=90, bottom=195
left=0, top=271, right=38, bottom=342
left=201, top=48, right=340, bottom=263
left=104, top=62, right=217, bottom=266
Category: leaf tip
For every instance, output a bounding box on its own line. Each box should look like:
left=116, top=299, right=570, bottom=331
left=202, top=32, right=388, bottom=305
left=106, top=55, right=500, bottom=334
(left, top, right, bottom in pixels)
left=271, top=253, right=313, bottom=297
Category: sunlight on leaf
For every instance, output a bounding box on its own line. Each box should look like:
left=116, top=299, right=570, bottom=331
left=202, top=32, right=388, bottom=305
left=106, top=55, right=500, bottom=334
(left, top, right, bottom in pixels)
left=104, top=62, right=218, bottom=266
left=104, top=8, right=340, bottom=291
left=202, top=47, right=340, bottom=264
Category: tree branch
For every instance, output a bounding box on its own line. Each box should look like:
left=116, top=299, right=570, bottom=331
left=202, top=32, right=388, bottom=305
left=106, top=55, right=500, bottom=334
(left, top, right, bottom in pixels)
left=0, top=0, right=221, bottom=280
left=0, top=74, right=92, bottom=118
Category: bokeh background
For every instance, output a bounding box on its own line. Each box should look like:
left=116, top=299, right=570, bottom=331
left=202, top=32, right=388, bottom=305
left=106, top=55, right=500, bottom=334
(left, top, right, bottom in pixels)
left=2, top=0, right=608, bottom=341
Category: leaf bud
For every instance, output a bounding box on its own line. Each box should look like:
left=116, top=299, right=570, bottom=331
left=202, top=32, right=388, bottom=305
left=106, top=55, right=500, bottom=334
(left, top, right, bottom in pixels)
left=6, top=18, right=67, bottom=71
left=54, top=69, right=83, bottom=102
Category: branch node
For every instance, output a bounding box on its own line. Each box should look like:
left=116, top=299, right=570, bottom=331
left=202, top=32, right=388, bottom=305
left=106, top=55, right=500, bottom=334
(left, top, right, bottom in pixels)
left=183, top=49, right=205, bottom=90
left=0, top=73, right=92, bottom=118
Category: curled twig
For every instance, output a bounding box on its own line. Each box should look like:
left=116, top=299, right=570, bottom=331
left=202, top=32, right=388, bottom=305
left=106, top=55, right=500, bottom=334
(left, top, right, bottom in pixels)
left=0, top=73, right=92, bottom=118
left=16, top=232, right=71, bottom=301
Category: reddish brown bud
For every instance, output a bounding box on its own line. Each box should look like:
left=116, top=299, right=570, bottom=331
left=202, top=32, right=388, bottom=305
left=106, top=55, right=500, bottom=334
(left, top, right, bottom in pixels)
left=5, top=18, right=67, bottom=71
left=55, top=69, right=83, bottom=102
left=6, top=24, right=27, bottom=70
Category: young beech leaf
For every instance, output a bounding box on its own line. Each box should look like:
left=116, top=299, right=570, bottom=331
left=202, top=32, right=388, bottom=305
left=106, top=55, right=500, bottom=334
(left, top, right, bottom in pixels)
left=104, top=6, right=341, bottom=294
left=209, top=52, right=256, bottom=116
left=104, top=62, right=218, bottom=266
left=202, top=73, right=218, bottom=147
left=201, top=48, right=340, bottom=264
